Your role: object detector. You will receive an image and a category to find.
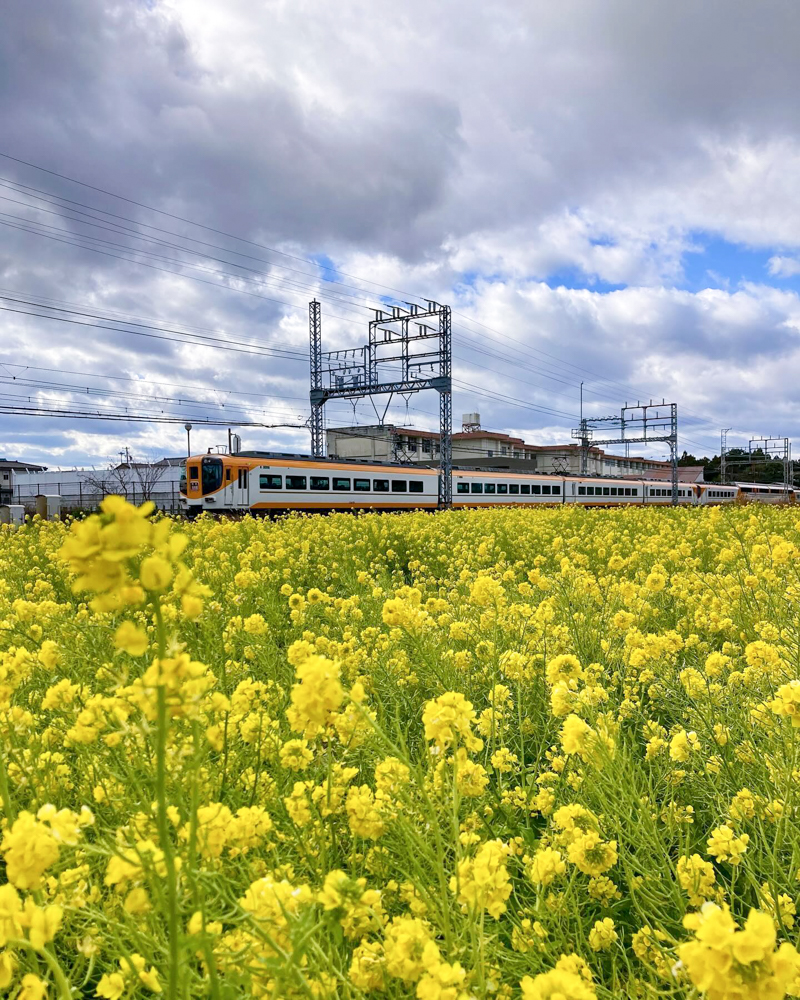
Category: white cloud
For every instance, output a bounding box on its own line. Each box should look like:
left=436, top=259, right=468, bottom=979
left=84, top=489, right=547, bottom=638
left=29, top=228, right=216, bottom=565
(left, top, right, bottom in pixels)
left=768, top=255, right=800, bottom=278
left=3, top=0, right=800, bottom=463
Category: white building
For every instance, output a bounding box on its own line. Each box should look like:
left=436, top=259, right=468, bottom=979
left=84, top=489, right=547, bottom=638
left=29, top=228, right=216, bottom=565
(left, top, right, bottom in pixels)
left=11, top=458, right=186, bottom=512
left=326, top=416, right=673, bottom=479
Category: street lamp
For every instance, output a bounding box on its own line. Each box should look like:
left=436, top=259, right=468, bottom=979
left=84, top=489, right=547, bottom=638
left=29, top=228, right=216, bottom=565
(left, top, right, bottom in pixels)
left=185, top=423, right=192, bottom=458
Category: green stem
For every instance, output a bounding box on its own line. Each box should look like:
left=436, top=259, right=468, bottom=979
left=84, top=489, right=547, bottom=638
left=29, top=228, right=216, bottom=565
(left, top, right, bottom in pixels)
left=153, top=601, right=181, bottom=1000
left=0, top=738, right=16, bottom=823
left=7, top=939, right=72, bottom=1000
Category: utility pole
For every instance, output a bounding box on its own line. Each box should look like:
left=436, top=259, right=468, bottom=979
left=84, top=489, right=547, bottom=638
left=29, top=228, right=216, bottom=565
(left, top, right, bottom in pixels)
left=720, top=428, right=731, bottom=484
left=185, top=423, right=192, bottom=459
left=578, top=382, right=590, bottom=475
left=309, top=300, right=324, bottom=458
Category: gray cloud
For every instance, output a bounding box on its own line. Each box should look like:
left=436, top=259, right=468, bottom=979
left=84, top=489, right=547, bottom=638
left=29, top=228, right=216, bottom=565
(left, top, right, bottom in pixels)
left=3, top=0, right=800, bottom=466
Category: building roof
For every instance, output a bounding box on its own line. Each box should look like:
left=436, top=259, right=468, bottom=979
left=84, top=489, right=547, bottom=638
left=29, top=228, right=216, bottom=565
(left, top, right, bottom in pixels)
left=453, top=430, right=527, bottom=446
left=530, top=443, right=670, bottom=467
left=646, top=466, right=705, bottom=482
left=0, top=459, right=47, bottom=472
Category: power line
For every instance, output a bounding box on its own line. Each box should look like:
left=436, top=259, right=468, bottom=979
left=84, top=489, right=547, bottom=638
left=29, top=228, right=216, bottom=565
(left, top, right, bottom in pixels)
left=0, top=179, right=382, bottom=310
left=0, top=361, right=311, bottom=404
left=0, top=376, right=306, bottom=426
left=0, top=401, right=306, bottom=428
left=0, top=219, right=367, bottom=320
left=0, top=217, right=369, bottom=323
left=0, top=202, right=372, bottom=316
left=0, top=153, right=428, bottom=303
left=0, top=293, right=309, bottom=359
left=0, top=303, right=310, bottom=361
left=0, top=360, right=430, bottom=430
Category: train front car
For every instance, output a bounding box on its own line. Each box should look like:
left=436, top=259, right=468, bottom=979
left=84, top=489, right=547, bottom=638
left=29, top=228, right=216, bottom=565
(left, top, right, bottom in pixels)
left=180, top=453, right=236, bottom=514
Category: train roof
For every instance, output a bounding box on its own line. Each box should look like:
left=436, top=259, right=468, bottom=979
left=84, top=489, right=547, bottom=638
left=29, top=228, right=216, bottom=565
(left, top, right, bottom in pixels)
left=731, top=481, right=797, bottom=490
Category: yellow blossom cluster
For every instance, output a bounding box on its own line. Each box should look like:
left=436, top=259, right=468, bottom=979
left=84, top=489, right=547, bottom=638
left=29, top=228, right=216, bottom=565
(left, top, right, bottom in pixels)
left=0, top=499, right=798, bottom=997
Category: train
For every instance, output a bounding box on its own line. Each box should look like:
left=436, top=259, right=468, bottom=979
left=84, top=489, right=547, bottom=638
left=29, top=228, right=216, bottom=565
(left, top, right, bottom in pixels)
left=179, top=452, right=798, bottom=514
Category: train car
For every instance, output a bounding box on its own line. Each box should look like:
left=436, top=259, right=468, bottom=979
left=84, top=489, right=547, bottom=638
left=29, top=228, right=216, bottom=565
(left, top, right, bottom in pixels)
left=696, top=484, right=739, bottom=505
left=642, top=482, right=698, bottom=504
left=452, top=470, right=564, bottom=505
left=731, top=482, right=797, bottom=504
left=567, top=476, right=645, bottom=504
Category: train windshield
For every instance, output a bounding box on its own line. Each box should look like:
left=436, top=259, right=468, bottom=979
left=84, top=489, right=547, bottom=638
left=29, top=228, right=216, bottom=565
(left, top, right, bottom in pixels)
left=201, top=457, right=224, bottom=495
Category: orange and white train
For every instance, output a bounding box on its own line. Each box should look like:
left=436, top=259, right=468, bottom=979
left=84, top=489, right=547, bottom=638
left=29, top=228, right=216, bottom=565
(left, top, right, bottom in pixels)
left=179, top=452, right=797, bottom=514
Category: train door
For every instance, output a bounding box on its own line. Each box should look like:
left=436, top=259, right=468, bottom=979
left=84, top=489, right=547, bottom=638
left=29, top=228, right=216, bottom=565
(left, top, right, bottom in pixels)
left=235, top=466, right=250, bottom=509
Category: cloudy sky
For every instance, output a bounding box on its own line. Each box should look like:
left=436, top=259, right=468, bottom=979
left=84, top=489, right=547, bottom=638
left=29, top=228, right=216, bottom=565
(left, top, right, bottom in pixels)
left=2, top=0, right=800, bottom=469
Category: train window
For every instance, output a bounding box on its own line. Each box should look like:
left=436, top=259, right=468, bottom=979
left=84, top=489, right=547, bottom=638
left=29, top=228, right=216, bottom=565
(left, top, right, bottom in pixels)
left=498, top=484, right=508, bottom=494
left=286, top=475, right=306, bottom=490
left=624, top=488, right=631, bottom=496
left=509, top=484, right=519, bottom=494
left=631, top=488, right=638, bottom=496
left=520, top=484, right=531, bottom=495
left=333, top=478, right=351, bottom=491
left=484, top=483, right=496, bottom=494
left=649, top=488, right=655, bottom=496
left=310, top=476, right=330, bottom=490
left=354, top=479, right=370, bottom=491
left=531, top=484, right=541, bottom=495
left=552, top=484, right=560, bottom=495
left=373, top=480, right=389, bottom=492
left=203, top=457, right=224, bottom=495
left=610, top=487, right=618, bottom=496
left=391, top=480, right=407, bottom=493
left=457, top=483, right=470, bottom=494
left=471, top=483, right=483, bottom=494
left=409, top=481, right=424, bottom=493
left=225, top=468, right=232, bottom=482
left=603, top=487, right=610, bottom=496
left=578, top=486, right=586, bottom=495
left=188, top=465, right=199, bottom=483
left=585, top=486, right=594, bottom=495
left=542, top=484, right=551, bottom=495
left=260, top=474, right=282, bottom=490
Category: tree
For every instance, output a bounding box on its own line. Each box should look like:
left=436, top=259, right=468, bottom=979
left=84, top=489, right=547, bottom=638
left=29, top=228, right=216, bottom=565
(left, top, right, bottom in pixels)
left=129, top=460, right=168, bottom=502
left=77, top=454, right=168, bottom=507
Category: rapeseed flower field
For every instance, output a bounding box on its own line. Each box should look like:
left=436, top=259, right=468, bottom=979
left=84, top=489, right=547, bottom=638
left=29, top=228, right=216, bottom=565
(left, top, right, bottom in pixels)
left=2, top=499, right=800, bottom=999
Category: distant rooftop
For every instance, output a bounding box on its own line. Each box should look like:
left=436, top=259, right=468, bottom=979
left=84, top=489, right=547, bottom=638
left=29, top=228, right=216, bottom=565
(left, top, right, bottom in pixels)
left=0, top=459, right=47, bottom=472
